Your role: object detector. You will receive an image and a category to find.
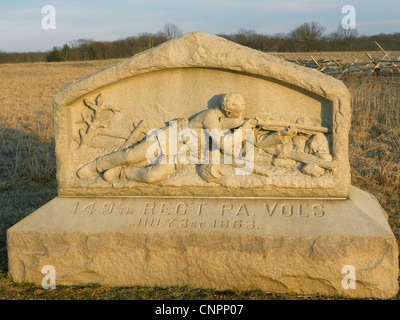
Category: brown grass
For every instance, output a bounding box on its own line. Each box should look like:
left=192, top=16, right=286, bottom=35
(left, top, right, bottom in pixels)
left=0, top=57, right=399, bottom=300
left=345, top=75, right=400, bottom=242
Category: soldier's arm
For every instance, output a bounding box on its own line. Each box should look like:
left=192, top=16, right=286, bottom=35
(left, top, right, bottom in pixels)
left=219, top=116, right=245, bottom=129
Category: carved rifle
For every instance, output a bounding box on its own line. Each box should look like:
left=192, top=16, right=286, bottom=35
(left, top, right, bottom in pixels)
left=255, top=117, right=335, bottom=171
left=255, top=117, right=329, bottom=135
left=118, top=120, right=148, bottom=150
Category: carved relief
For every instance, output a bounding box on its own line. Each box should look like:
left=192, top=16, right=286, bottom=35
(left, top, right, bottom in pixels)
left=75, top=92, right=334, bottom=188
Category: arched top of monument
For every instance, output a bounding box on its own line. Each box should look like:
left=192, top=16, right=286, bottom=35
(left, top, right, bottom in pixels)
left=53, top=31, right=350, bottom=107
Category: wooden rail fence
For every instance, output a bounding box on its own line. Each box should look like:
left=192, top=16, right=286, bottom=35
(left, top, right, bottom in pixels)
left=279, top=41, right=400, bottom=82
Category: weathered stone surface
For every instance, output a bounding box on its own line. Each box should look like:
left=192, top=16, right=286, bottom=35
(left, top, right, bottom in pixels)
left=7, top=186, right=398, bottom=298
left=52, top=31, right=351, bottom=198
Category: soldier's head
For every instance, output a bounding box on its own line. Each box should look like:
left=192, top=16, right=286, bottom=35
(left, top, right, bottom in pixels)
left=221, top=93, right=246, bottom=118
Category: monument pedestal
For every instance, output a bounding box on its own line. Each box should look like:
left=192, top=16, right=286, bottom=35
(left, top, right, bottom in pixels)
left=7, top=186, right=398, bottom=299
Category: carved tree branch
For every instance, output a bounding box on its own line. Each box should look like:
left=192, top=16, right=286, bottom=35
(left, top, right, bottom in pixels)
left=76, top=93, right=119, bottom=151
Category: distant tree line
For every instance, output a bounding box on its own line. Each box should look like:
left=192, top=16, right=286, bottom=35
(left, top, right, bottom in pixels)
left=1, top=22, right=399, bottom=64
left=219, top=22, right=400, bottom=52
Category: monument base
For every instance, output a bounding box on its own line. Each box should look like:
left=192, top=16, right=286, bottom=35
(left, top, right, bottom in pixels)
left=7, top=186, right=399, bottom=299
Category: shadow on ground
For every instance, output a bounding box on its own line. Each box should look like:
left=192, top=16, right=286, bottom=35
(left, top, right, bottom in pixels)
left=0, top=128, right=57, bottom=273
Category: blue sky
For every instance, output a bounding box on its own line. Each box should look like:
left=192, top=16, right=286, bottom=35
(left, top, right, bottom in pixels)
left=1, top=0, right=399, bottom=52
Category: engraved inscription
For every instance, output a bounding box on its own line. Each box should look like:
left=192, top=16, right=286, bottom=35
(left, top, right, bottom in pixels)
left=213, top=218, right=256, bottom=230
left=264, top=203, right=325, bottom=217
left=72, top=200, right=116, bottom=215
left=70, top=200, right=326, bottom=232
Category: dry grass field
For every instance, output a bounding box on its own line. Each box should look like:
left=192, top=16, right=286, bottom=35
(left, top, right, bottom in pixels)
left=0, top=56, right=399, bottom=300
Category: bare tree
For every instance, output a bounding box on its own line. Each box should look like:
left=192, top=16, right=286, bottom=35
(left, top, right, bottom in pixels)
left=161, top=23, right=183, bottom=40
left=53, top=44, right=70, bottom=61
left=289, top=22, right=325, bottom=52
left=69, top=39, right=96, bottom=60
left=331, top=25, right=359, bottom=51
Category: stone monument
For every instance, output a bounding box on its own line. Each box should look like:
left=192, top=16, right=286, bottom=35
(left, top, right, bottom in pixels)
left=7, top=32, right=398, bottom=298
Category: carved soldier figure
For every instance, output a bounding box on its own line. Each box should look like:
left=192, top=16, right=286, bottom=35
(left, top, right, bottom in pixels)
left=76, top=93, right=257, bottom=183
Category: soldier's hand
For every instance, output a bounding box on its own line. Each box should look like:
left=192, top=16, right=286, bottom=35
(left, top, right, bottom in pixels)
left=281, top=125, right=297, bottom=136
left=242, top=118, right=258, bottom=129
